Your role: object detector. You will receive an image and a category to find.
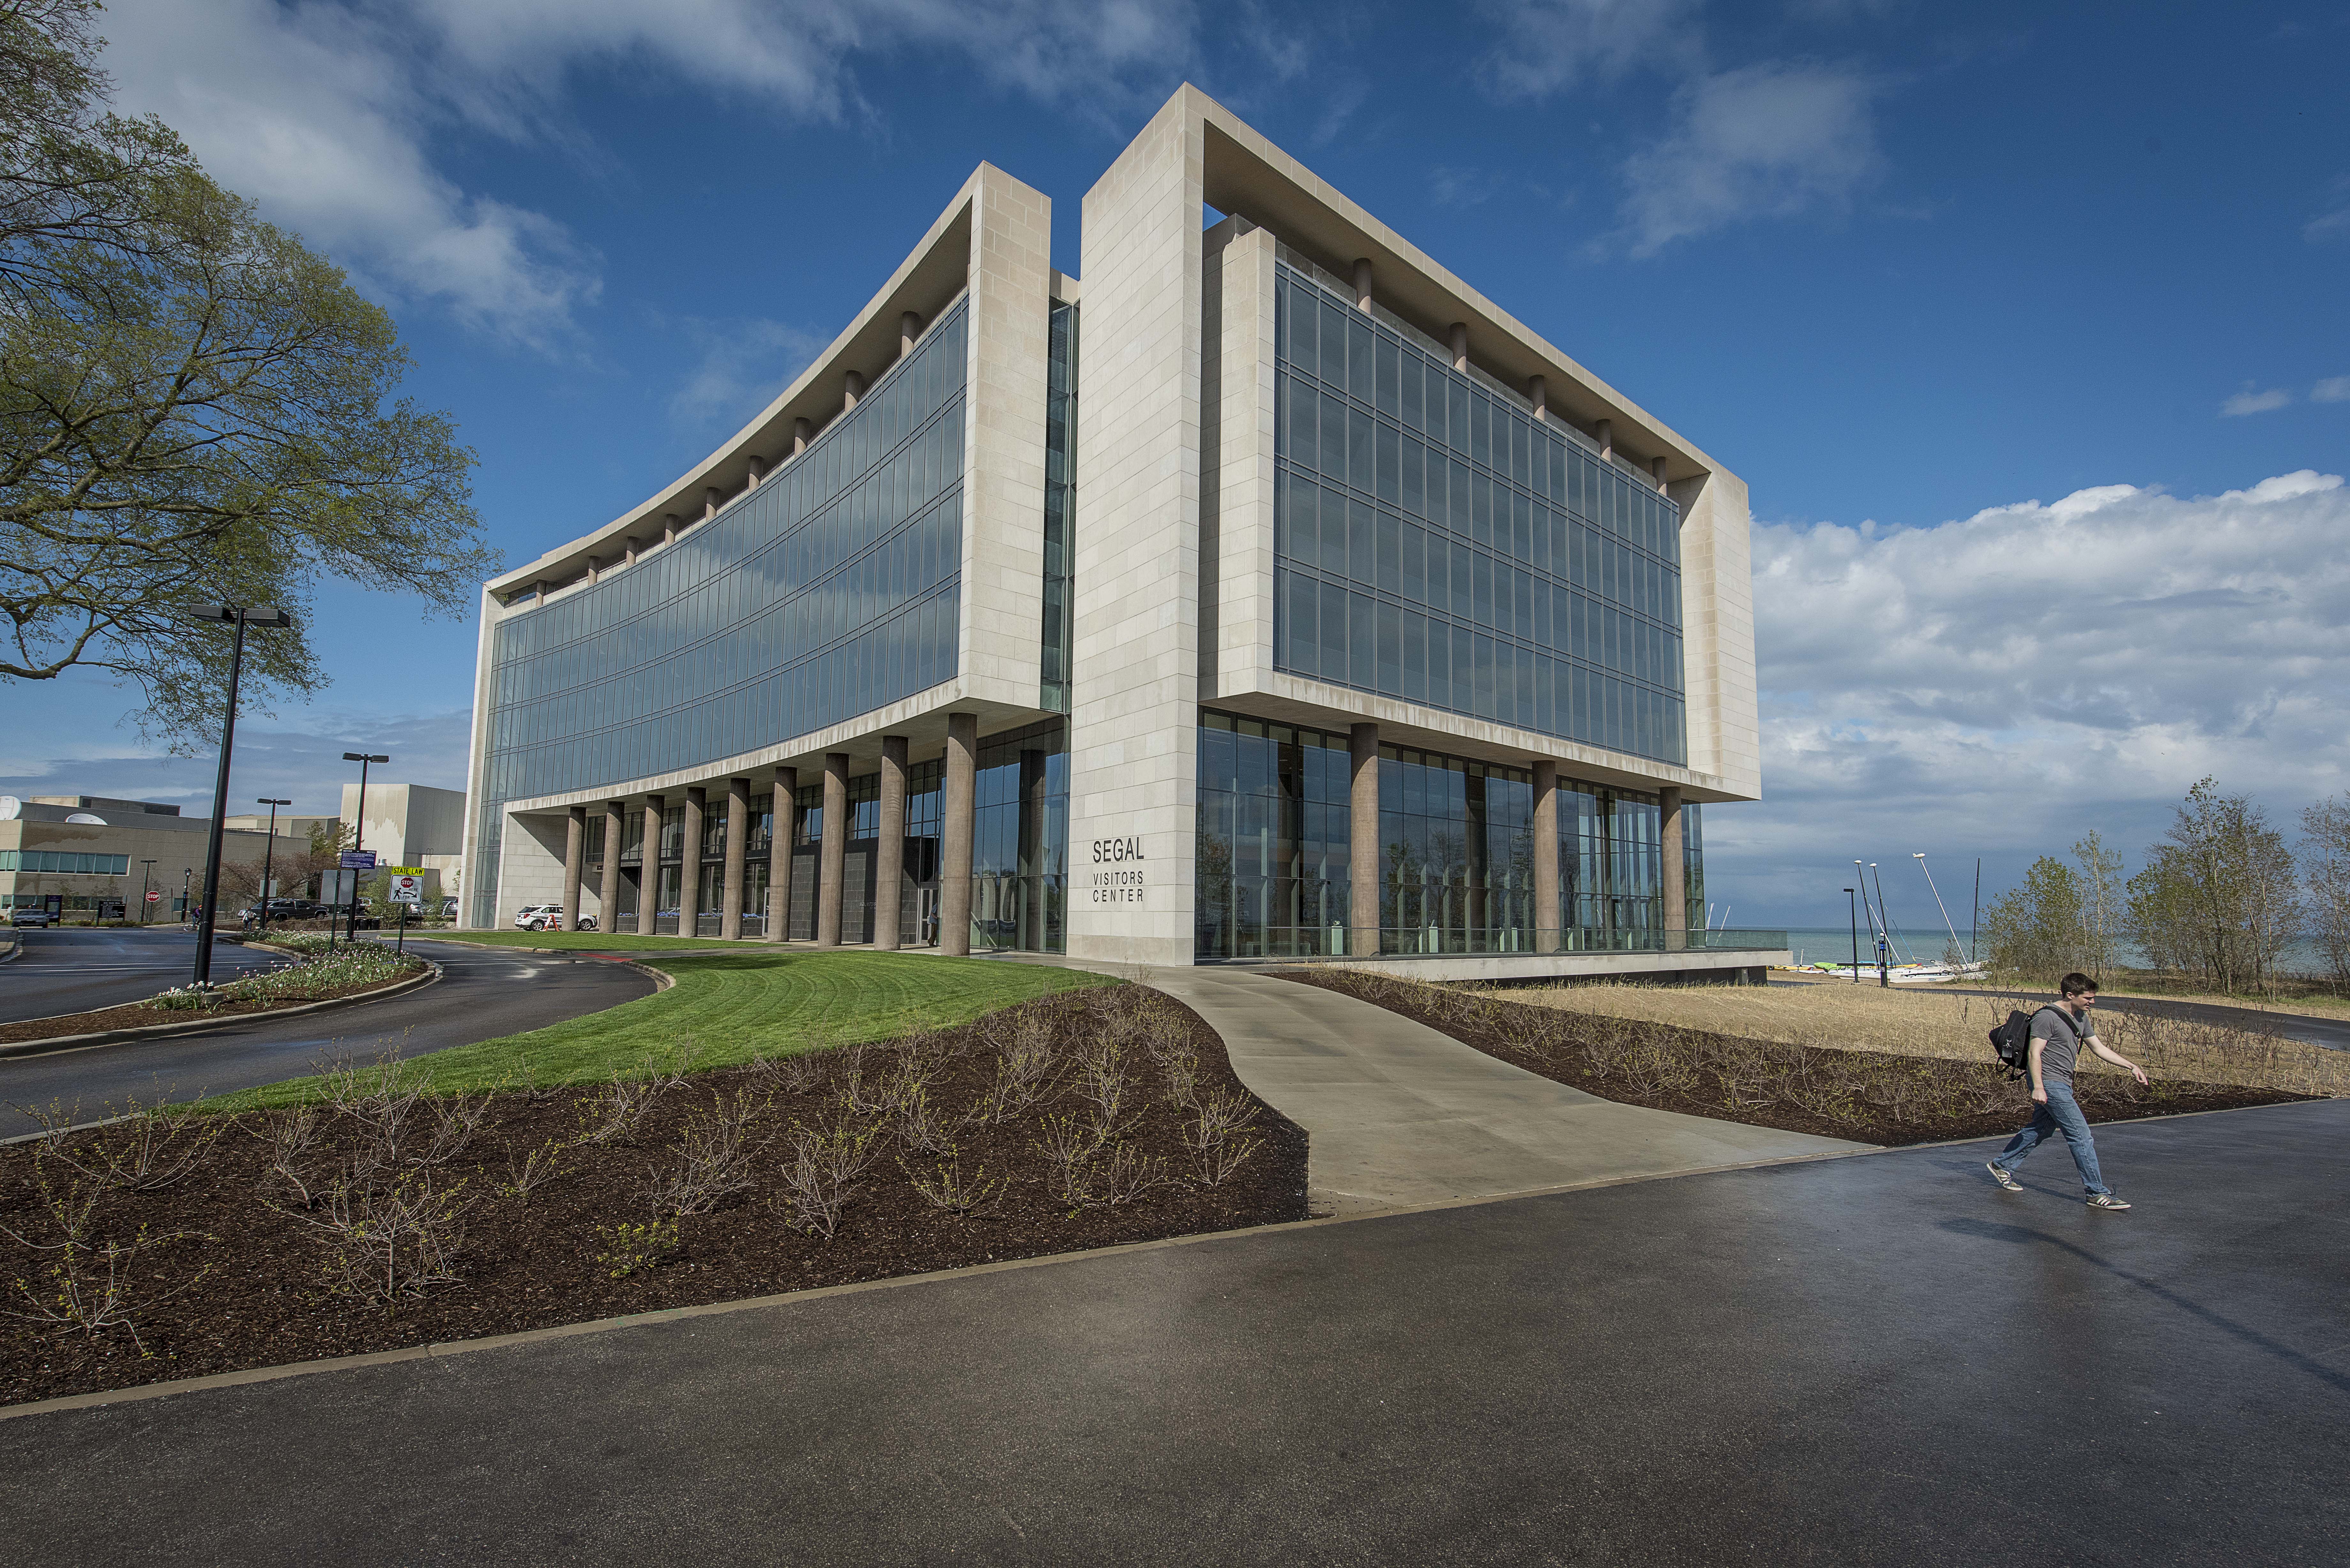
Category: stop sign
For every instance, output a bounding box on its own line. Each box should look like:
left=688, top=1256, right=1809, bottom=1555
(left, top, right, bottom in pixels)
left=145, top=891, right=162, bottom=902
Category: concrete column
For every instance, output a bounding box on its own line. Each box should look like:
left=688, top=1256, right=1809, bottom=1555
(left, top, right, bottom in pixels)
left=1529, top=375, right=1548, bottom=421
left=874, top=737, right=908, bottom=951
left=817, top=752, right=848, bottom=946
left=1018, top=747, right=1048, bottom=950
left=767, top=765, right=797, bottom=942
left=662, top=514, right=679, bottom=547
left=900, top=311, right=921, bottom=357
left=599, top=800, right=623, bottom=936
left=641, top=795, right=665, bottom=931
left=623, top=538, right=639, bottom=566
left=561, top=806, right=585, bottom=931
left=1651, top=454, right=1668, bottom=486
left=939, top=713, right=977, bottom=956
left=721, top=776, right=749, bottom=940
left=1448, top=322, right=1469, bottom=374
left=1348, top=722, right=1380, bottom=955
left=843, top=370, right=865, bottom=412
left=702, top=486, right=721, bottom=523
left=792, top=416, right=812, bottom=456
left=682, top=786, right=706, bottom=939
left=1352, top=257, right=1372, bottom=312
left=1532, top=762, right=1561, bottom=954
left=584, top=556, right=600, bottom=584
left=745, top=455, right=767, bottom=492
left=533, top=582, right=548, bottom=607
left=1595, top=419, right=1613, bottom=464
left=1660, top=786, right=1686, bottom=951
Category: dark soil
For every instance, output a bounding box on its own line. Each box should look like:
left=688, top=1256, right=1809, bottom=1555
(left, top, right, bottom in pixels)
left=0, top=986, right=1306, bottom=1406
left=0, top=964, right=429, bottom=1046
left=1278, top=969, right=2313, bottom=1145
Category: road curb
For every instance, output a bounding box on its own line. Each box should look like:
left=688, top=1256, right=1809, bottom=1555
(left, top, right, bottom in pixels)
left=0, top=962, right=443, bottom=1060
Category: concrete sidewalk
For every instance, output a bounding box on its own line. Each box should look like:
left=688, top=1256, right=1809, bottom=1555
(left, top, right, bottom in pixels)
left=1135, top=966, right=1867, bottom=1212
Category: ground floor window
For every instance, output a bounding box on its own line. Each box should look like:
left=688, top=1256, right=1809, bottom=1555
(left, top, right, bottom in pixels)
left=1194, top=708, right=1704, bottom=959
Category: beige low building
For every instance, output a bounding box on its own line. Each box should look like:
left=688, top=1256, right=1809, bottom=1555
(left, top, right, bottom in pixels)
left=461, top=85, right=1777, bottom=980
left=0, top=795, right=299, bottom=921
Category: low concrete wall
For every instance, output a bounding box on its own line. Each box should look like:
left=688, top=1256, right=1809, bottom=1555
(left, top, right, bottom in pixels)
left=1242, top=949, right=1790, bottom=986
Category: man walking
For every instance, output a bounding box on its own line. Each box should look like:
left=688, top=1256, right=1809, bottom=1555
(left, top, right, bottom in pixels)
left=1986, top=972, right=2148, bottom=1210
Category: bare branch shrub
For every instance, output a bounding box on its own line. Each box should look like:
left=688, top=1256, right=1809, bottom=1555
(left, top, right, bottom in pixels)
left=574, top=1073, right=661, bottom=1146
left=0, top=1159, right=212, bottom=1355
left=257, top=1103, right=325, bottom=1207
left=773, top=1112, right=881, bottom=1240
left=894, top=1086, right=951, bottom=1153
left=275, top=1168, right=472, bottom=1313
left=985, top=1015, right=1064, bottom=1123
left=58, top=1098, right=230, bottom=1193
left=496, top=1136, right=573, bottom=1204
left=1182, top=1088, right=1264, bottom=1187
left=898, top=1149, right=1007, bottom=1217
left=644, top=1089, right=765, bottom=1217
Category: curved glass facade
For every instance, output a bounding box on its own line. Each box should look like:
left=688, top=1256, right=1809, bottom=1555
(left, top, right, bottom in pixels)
left=1271, top=263, right=1688, bottom=765
left=473, top=297, right=969, bottom=923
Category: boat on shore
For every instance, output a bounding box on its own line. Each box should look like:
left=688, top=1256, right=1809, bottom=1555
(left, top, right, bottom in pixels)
left=1799, top=961, right=1989, bottom=984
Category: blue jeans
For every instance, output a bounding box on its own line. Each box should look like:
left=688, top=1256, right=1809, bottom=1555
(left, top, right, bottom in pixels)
left=1995, top=1081, right=2108, bottom=1195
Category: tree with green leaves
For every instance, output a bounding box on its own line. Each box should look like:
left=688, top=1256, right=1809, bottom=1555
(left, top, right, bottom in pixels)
left=2126, top=777, right=2301, bottom=993
left=1, top=0, right=496, bottom=749
left=1982, top=854, right=2086, bottom=985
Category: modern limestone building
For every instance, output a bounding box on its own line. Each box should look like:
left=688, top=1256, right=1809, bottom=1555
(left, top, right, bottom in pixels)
left=461, top=85, right=1773, bottom=977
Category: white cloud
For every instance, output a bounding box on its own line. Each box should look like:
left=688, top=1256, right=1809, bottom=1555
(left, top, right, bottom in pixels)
left=1616, top=62, right=1881, bottom=256
left=2313, top=376, right=2350, bottom=403
left=2308, top=175, right=2350, bottom=243
left=666, top=317, right=827, bottom=431
left=102, top=0, right=602, bottom=351
left=2220, top=385, right=2293, bottom=417
left=1712, top=471, right=2350, bottom=922
left=97, top=0, right=1217, bottom=351
left=1478, top=0, right=1699, bottom=97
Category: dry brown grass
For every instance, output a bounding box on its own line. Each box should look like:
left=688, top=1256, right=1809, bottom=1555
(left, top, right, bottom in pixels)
left=1501, top=982, right=2350, bottom=1098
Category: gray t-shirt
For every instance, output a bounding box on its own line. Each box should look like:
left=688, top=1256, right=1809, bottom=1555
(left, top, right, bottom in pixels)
left=2030, top=1006, right=2088, bottom=1085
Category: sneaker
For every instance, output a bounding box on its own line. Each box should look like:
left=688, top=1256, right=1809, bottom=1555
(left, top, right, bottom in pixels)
left=2085, top=1193, right=2132, bottom=1211
left=1986, top=1162, right=2022, bottom=1192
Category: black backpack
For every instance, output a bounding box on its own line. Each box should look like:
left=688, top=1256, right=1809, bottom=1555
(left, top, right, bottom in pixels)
left=1988, top=1006, right=2076, bottom=1080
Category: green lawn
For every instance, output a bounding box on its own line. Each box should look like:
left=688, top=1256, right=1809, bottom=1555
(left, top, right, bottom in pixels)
left=207, top=950, right=1113, bottom=1109
left=410, top=930, right=749, bottom=952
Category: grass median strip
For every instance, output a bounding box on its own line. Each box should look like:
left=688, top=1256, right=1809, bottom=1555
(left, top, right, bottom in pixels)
left=205, top=951, right=1114, bottom=1110
left=413, top=931, right=776, bottom=952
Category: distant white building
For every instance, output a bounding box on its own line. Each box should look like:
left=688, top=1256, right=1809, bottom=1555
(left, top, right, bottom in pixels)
left=341, top=781, right=466, bottom=895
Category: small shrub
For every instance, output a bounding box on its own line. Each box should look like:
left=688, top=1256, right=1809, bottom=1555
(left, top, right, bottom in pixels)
left=898, top=1150, right=1006, bottom=1217
left=773, top=1112, right=880, bottom=1240
left=593, top=1217, right=679, bottom=1278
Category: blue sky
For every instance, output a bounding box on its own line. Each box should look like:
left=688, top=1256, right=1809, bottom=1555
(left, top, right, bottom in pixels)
left=7, top=0, right=2347, bottom=929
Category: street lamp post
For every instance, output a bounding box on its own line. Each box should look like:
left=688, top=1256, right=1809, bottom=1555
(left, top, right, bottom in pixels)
left=1845, top=887, right=1859, bottom=984
left=187, top=603, right=293, bottom=988
left=255, top=798, right=292, bottom=932
left=341, top=751, right=390, bottom=944
left=139, top=859, right=156, bottom=925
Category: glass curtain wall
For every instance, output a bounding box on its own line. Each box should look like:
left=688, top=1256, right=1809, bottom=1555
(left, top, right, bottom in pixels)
left=1040, top=303, right=1077, bottom=712
left=970, top=720, right=1069, bottom=953
left=1381, top=744, right=1536, bottom=953
left=1194, top=710, right=1353, bottom=960
left=472, top=296, right=971, bottom=924
left=1194, top=709, right=1699, bottom=959
left=1270, top=262, right=1687, bottom=766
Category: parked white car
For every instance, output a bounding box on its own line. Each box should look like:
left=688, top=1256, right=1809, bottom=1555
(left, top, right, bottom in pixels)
left=513, top=904, right=595, bottom=932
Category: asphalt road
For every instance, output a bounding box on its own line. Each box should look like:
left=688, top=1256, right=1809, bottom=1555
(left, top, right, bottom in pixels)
left=0, top=926, right=278, bottom=1025
left=3, top=1100, right=2341, bottom=1564
left=0, top=939, right=655, bottom=1131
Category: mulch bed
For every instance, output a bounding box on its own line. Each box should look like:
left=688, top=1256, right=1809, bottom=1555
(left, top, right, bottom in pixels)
left=0, top=964, right=429, bottom=1047
left=0, top=986, right=1306, bottom=1406
left=1277, top=969, right=2313, bottom=1145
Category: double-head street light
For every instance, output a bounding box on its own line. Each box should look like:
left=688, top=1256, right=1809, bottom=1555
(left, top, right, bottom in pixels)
left=188, top=604, right=293, bottom=987
left=255, top=798, right=293, bottom=931
left=341, top=751, right=390, bottom=942
left=1844, top=887, right=1859, bottom=984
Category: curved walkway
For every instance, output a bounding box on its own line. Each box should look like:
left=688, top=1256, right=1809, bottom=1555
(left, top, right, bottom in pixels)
left=1134, top=966, right=1867, bottom=1212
